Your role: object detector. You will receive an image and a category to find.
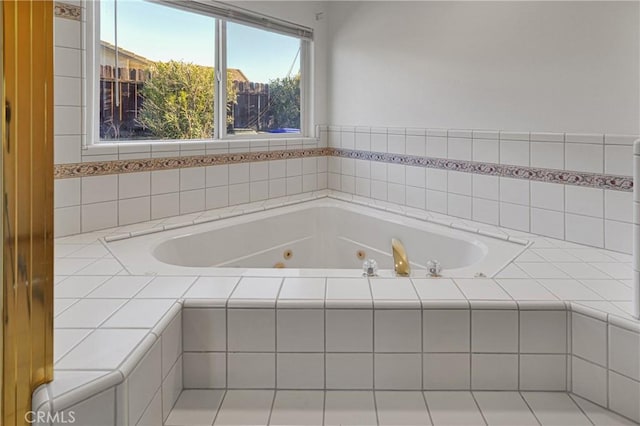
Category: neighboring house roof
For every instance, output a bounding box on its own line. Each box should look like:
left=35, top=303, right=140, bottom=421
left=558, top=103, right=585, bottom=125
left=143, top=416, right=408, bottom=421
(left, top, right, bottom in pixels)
left=100, top=41, right=152, bottom=66
left=229, top=68, right=249, bottom=83
left=100, top=41, right=249, bottom=83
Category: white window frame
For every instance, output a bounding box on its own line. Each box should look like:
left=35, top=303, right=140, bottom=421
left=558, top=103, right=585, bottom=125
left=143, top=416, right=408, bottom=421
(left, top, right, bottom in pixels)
left=83, top=0, right=314, bottom=147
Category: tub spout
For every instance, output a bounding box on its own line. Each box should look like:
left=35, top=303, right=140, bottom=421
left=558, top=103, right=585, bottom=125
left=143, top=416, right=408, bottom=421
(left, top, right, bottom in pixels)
left=392, top=238, right=410, bottom=276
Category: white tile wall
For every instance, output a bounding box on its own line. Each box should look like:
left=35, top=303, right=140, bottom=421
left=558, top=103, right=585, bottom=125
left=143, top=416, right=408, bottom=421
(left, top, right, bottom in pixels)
left=608, top=372, right=640, bottom=423
left=227, top=309, right=275, bottom=351
left=276, top=353, right=324, bottom=389
left=317, top=126, right=636, bottom=252
left=374, top=353, right=422, bottom=389
left=519, top=310, right=567, bottom=353
left=325, top=309, right=373, bottom=352
left=471, top=310, right=519, bottom=352
left=570, top=311, right=640, bottom=421
left=423, top=353, right=470, bottom=390
left=183, top=308, right=226, bottom=352
left=374, top=310, right=421, bottom=353
left=520, top=354, right=567, bottom=390
left=183, top=352, right=225, bottom=389
left=170, top=304, right=633, bottom=403
left=325, top=353, right=373, bottom=389
left=471, top=353, right=519, bottom=390
left=608, top=325, right=640, bottom=381
left=54, top=5, right=635, bottom=251
left=572, top=312, right=607, bottom=366
left=126, top=340, right=162, bottom=425
left=572, top=356, right=608, bottom=406
left=277, top=309, right=324, bottom=352
left=423, top=310, right=470, bottom=352
left=228, top=353, right=275, bottom=388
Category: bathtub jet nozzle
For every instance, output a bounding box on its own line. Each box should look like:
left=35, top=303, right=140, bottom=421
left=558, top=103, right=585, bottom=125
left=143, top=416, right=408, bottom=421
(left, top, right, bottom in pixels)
left=391, top=238, right=410, bottom=276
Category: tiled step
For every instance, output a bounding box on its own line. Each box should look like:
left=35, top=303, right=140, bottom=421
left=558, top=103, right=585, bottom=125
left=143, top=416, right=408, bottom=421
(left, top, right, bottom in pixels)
left=163, top=390, right=639, bottom=426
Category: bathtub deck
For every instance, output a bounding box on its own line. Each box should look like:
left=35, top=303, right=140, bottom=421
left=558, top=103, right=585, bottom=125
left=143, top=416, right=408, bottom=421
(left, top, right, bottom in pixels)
left=43, top=190, right=640, bottom=425
left=163, top=390, right=635, bottom=426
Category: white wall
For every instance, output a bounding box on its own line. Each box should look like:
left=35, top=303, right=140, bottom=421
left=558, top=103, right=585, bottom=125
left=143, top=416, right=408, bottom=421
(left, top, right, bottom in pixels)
left=231, top=1, right=329, bottom=126
left=327, top=1, right=640, bottom=134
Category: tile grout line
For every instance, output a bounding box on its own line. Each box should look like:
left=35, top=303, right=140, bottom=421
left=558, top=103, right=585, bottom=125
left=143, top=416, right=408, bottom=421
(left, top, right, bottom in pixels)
left=266, top=389, right=277, bottom=426
left=372, top=391, right=380, bottom=426
left=449, top=278, right=473, bottom=389
left=223, top=278, right=243, bottom=391
left=209, top=389, right=227, bottom=426
left=567, top=392, right=597, bottom=426
left=605, top=316, right=610, bottom=409
left=518, top=309, right=521, bottom=390
left=407, top=278, right=425, bottom=391
left=469, top=391, right=489, bottom=426
left=321, top=389, right=326, bottom=426
left=366, top=277, right=376, bottom=394
left=469, top=300, right=473, bottom=391
left=160, top=349, right=186, bottom=424
left=323, top=278, right=328, bottom=394
left=273, top=277, right=286, bottom=392
left=518, top=391, right=543, bottom=426
left=420, top=391, right=435, bottom=426
left=566, top=309, right=571, bottom=392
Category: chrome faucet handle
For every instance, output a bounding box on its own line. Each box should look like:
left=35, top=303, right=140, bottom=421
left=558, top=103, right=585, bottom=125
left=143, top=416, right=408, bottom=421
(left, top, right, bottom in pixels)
left=362, top=258, right=378, bottom=277
left=426, top=259, right=442, bottom=277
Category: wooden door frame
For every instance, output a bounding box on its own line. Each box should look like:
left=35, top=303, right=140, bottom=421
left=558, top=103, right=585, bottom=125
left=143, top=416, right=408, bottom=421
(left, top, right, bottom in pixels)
left=2, top=1, right=54, bottom=425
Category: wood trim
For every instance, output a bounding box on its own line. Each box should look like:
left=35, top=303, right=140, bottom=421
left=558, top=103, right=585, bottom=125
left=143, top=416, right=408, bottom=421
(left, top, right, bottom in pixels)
left=2, top=1, right=54, bottom=425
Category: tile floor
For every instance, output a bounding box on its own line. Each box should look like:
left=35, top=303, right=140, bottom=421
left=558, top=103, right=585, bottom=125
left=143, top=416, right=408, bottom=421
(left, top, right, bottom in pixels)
left=164, top=390, right=638, bottom=426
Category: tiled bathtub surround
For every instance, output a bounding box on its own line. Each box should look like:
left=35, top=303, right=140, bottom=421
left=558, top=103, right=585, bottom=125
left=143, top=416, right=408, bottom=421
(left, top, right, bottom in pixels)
left=328, top=148, right=632, bottom=192
left=54, top=149, right=328, bottom=236
left=32, top=303, right=184, bottom=426
left=181, top=300, right=571, bottom=393
left=54, top=147, right=329, bottom=179
left=53, top=127, right=636, bottom=251
left=570, top=307, right=640, bottom=423
left=322, top=126, right=638, bottom=253
left=38, top=191, right=640, bottom=425
left=34, top=297, right=640, bottom=425
left=178, top=297, right=640, bottom=423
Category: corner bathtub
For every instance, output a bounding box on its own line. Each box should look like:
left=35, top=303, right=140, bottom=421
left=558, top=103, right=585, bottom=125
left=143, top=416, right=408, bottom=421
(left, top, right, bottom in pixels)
left=106, top=199, right=527, bottom=278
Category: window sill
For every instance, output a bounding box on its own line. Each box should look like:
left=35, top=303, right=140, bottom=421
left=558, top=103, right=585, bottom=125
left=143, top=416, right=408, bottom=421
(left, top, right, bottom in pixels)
left=80, top=137, right=321, bottom=161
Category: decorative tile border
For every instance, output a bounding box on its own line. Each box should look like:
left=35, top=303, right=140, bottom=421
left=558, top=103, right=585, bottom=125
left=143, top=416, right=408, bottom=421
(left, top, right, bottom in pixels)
left=330, top=148, right=633, bottom=192
left=54, top=2, right=81, bottom=21
left=54, top=146, right=632, bottom=191
left=54, top=148, right=330, bottom=179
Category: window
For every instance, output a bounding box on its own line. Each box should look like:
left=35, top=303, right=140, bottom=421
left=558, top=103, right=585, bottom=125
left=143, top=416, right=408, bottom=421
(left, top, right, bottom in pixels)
left=227, top=22, right=301, bottom=135
left=87, top=0, right=312, bottom=144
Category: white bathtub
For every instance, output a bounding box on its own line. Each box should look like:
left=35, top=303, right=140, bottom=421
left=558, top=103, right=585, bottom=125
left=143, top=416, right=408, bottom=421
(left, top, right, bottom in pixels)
left=107, top=199, right=527, bottom=278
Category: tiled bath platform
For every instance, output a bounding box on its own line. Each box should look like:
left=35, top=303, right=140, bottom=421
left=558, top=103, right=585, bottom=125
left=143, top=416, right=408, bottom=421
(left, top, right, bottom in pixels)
left=35, top=191, right=640, bottom=425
